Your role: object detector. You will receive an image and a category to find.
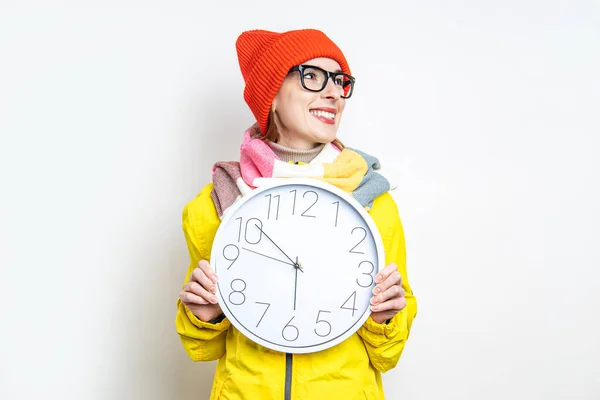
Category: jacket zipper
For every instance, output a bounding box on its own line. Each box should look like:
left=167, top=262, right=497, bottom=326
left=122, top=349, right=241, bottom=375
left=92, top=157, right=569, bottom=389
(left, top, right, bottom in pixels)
left=285, top=353, right=292, bottom=400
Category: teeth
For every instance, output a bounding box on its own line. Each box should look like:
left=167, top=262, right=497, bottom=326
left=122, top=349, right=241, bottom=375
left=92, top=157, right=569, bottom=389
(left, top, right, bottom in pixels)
left=310, top=110, right=336, bottom=120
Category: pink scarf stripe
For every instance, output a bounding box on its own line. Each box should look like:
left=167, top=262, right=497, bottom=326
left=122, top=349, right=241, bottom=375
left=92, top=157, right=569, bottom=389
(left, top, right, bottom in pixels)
left=239, top=126, right=279, bottom=187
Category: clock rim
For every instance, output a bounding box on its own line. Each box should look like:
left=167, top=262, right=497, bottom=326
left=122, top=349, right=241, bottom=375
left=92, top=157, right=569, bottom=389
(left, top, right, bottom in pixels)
left=210, top=178, right=386, bottom=354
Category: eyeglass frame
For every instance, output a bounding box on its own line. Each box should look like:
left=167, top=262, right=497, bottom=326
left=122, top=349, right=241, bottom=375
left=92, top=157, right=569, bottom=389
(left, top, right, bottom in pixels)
left=288, top=65, right=356, bottom=99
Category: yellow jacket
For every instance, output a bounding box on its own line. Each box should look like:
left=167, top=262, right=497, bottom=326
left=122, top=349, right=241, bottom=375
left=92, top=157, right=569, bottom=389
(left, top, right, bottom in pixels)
left=175, top=183, right=417, bottom=400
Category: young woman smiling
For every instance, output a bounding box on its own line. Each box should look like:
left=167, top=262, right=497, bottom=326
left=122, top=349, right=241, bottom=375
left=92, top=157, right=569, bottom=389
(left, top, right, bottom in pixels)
left=176, top=29, right=417, bottom=400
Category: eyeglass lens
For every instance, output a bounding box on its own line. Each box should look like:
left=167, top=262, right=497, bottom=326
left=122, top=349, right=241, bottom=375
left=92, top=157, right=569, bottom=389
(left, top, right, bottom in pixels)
left=300, top=66, right=353, bottom=98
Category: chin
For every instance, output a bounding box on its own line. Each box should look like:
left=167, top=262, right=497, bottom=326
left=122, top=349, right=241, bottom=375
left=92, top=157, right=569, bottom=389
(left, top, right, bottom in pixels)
left=311, top=127, right=338, bottom=144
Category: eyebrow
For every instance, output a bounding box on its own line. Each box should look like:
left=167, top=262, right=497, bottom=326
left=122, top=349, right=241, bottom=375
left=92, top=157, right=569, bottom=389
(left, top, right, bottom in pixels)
left=300, top=64, right=344, bottom=74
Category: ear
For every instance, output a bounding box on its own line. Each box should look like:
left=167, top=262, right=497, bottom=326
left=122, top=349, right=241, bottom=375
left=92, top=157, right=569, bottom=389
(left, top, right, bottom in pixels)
left=271, top=96, right=278, bottom=113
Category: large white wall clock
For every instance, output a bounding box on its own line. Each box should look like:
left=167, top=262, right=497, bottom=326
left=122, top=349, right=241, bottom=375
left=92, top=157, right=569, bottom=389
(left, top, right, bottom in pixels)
left=210, top=178, right=385, bottom=354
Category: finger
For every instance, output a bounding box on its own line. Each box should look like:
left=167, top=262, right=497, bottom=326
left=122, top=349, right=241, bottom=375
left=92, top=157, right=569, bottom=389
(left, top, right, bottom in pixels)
left=373, top=269, right=402, bottom=296
left=371, top=296, right=407, bottom=313
left=374, top=263, right=398, bottom=284
left=372, top=284, right=405, bottom=305
left=190, top=267, right=217, bottom=294
left=182, top=282, right=218, bottom=304
left=180, top=289, right=211, bottom=305
left=184, top=280, right=216, bottom=297
left=197, top=260, right=218, bottom=284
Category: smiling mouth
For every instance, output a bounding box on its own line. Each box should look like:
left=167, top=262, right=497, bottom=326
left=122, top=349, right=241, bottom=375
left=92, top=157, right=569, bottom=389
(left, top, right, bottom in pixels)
left=310, top=109, right=336, bottom=122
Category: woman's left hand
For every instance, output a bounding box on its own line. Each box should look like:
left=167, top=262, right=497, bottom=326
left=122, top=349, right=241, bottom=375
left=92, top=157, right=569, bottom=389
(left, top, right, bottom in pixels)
left=369, top=263, right=407, bottom=324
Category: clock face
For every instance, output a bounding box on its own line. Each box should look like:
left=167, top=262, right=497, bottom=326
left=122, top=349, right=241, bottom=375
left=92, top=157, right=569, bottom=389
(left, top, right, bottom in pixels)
left=211, top=179, right=384, bottom=354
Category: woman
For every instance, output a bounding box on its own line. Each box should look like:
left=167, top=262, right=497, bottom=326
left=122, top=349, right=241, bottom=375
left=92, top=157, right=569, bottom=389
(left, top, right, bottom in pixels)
left=175, top=29, right=417, bottom=399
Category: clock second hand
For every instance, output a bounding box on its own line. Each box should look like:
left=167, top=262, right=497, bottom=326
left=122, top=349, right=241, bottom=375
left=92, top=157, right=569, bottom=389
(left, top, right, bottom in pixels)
left=254, top=224, right=303, bottom=272
left=293, top=256, right=299, bottom=310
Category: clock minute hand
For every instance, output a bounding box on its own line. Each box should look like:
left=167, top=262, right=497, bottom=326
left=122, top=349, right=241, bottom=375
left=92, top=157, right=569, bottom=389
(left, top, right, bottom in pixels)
left=254, top=224, right=303, bottom=272
left=241, top=247, right=296, bottom=267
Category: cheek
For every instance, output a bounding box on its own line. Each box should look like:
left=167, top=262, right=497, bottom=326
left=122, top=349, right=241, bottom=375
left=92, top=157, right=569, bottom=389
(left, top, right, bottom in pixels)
left=279, top=105, right=308, bottom=128
left=280, top=94, right=313, bottom=124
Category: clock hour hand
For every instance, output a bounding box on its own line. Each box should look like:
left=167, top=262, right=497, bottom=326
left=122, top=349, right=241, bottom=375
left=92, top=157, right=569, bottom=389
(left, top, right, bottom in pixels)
left=241, top=247, right=296, bottom=267
left=253, top=224, right=303, bottom=272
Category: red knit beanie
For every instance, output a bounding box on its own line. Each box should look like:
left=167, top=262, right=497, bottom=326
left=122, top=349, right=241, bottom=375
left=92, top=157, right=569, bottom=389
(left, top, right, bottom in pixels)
left=236, top=29, right=351, bottom=135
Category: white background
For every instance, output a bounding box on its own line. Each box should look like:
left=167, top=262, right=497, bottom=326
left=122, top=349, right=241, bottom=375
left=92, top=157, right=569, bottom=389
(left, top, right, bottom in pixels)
left=1, top=1, right=598, bottom=399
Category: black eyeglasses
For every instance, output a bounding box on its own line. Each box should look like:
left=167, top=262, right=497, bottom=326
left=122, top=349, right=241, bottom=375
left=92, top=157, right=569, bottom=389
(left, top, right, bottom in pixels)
left=288, top=65, right=355, bottom=99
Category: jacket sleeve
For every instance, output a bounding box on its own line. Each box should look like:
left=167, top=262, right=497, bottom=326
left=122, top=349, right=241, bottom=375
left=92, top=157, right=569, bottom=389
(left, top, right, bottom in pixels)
left=175, top=185, right=231, bottom=362
left=357, top=194, right=418, bottom=373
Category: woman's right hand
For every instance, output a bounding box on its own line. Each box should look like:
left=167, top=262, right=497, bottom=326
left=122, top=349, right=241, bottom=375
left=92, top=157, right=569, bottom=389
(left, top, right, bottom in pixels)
left=179, top=260, right=223, bottom=322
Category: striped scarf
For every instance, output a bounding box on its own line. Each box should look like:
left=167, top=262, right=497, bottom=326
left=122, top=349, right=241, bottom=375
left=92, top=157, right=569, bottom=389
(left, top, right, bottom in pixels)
left=211, top=124, right=395, bottom=219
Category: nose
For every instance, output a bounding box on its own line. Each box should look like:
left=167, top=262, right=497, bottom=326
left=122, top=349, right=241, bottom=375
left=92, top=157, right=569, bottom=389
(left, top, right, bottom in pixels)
left=321, top=78, right=342, bottom=101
